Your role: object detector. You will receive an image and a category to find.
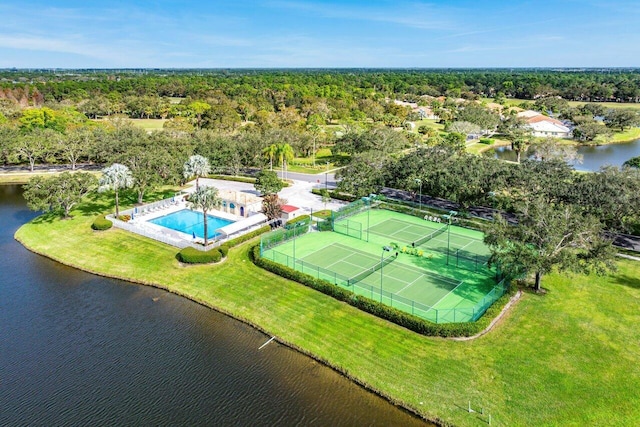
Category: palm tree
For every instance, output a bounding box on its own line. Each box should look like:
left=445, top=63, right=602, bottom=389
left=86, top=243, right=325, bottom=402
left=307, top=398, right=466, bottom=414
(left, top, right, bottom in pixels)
left=98, top=163, right=134, bottom=217
left=188, top=185, right=222, bottom=246
left=277, top=143, right=294, bottom=180
left=262, top=144, right=278, bottom=171
left=183, top=154, right=211, bottom=190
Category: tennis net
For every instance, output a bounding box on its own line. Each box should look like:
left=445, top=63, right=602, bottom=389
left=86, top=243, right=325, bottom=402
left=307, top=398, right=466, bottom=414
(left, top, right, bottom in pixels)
left=348, top=253, right=396, bottom=286
left=414, top=224, right=447, bottom=247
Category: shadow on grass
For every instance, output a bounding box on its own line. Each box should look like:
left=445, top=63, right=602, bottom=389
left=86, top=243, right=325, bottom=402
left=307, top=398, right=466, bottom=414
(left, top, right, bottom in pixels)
left=68, top=187, right=181, bottom=219
left=29, top=212, right=59, bottom=224
left=76, top=192, right=112, bottom=216
left=614, top=274, right=640, bottom=289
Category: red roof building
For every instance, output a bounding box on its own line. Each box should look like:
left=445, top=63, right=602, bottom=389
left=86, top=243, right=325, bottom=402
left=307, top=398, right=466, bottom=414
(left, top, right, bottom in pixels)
left=280, top=204, right=301, bottom=220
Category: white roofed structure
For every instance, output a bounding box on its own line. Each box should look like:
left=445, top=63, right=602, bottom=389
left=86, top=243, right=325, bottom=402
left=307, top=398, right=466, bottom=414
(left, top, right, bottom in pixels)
left=215, top=213, right=268, bottom=238
left=516, top=110, right=572, bottom=138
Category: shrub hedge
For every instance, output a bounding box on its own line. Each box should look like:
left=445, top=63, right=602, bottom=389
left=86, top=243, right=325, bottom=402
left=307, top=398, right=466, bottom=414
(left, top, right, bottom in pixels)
left=286, top=214, right=310, bottom=226
left=311, top=188, right=357, bottom=202
left=251, top=244, right=513, bottom=338
left=378, top=201, right=483, bottom=232
left=225, top=225, right=271, bottom=248
left=177, top=247, right=222, bottom=264
left=208, top=174, right=256, bottom=184
left=91, top=215, right=113, bottom=231
left=219, top=245, right=229, bottom=257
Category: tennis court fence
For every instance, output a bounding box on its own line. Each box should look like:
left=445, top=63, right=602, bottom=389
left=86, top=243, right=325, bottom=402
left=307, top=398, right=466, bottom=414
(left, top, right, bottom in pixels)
left=260, top=223, right=309, bottom=255
left=333, top=219, right=363, bottom=240
left=330, top=195, right=382, bottom=225
left=262, top=249, right=507, bottom=324
left=262, top=249, right=350, bottom=287
left=331, top=198, right=369, bottom=223
left=451, top=250, right=491, bottom=272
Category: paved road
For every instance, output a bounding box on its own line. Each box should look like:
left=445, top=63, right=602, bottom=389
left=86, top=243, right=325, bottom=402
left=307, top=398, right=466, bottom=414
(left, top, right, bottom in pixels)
left=276, top=170, right=338, bottom=188
left=380, top=187, right=517, bottom=223
left=0, top=163, right=101, bottom=173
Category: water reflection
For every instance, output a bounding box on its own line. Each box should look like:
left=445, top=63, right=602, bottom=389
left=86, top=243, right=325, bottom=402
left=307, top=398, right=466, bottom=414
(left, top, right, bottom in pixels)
left=493, top=138, right=640, bottom=171
left=0, top=185, right=429, bottom=426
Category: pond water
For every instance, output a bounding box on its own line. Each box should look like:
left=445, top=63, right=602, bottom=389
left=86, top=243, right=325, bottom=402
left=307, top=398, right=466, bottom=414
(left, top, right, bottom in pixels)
left=0, top=185, right=429, bottom=426
left=493, top=138, right=640, bottom=171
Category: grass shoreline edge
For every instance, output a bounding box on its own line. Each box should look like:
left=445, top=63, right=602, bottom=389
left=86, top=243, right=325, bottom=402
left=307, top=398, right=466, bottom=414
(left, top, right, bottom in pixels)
left=13, top=202, right=640, bottom=426
left=14, top=231, right=437, bottom=425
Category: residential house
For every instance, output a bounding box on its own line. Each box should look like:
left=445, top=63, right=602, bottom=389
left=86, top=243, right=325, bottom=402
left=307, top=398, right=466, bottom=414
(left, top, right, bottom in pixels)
left=517, top=110, right=572, bottom=138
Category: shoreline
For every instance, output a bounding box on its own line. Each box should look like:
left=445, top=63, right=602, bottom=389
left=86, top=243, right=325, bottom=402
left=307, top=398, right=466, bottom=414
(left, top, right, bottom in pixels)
left=13, top=228, right=436, bottom=426
left=13, top=198, right=640, bottom=426
left=472, top=132, right=640, bottom=156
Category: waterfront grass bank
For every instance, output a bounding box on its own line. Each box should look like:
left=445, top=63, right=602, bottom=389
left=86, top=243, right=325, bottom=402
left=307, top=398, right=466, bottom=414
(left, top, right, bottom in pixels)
left=14, top=196, right=640, bottom=426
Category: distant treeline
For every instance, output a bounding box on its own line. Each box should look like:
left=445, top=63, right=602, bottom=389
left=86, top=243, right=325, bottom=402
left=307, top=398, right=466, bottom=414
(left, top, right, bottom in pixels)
left=2, top=69, right=640, bottom=105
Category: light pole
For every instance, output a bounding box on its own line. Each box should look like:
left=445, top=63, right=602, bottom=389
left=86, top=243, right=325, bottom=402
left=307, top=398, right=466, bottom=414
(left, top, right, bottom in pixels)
left=442, top=210, right=457, bottom=265
left=414, top=178, right=422, bottom=212
left=361, top=196, right=371, bottom=242
left=325, top=161, right=329, bottom=190
left=380, top=245, right=392, bottom=302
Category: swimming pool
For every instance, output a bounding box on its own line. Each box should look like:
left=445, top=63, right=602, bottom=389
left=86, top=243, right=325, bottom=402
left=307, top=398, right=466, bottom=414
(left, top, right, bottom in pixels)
left=150, top=209, right=235, bottom=239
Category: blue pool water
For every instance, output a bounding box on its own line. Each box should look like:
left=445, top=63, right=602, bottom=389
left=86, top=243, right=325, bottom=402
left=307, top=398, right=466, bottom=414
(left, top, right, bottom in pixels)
left=150, top=209, right=234, bottom=239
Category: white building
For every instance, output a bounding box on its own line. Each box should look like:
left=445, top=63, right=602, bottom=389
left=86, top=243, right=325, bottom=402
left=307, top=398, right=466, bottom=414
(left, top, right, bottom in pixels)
left=517, top=110, right=571, bottom=138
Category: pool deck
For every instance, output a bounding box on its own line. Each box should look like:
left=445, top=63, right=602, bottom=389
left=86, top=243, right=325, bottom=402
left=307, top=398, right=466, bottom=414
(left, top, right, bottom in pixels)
left=110, top=177, right=349, bottom=250
left=112, top=197, right=263, bottom=249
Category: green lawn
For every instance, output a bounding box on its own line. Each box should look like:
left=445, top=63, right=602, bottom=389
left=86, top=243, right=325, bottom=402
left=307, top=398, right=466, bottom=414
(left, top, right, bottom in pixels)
left=0, top=170, right=101, bottom=185
left=410, top=119, right=446, bottom=133
left=14, top=193, right=640, bottom=426
left=611, top=127, right=640, bottom=142
left=129, top=118, right=167, bottom=131
left=278, top=148, right=345, bottom=174
left=466, top=138, right=511, bottom=155
left=482, top=97, right=640, bottom=110
left=0, top=173, right=44, bottom=185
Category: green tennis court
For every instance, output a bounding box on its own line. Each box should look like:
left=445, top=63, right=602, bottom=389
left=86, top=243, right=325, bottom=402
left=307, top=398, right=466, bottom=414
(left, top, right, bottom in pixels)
left=301, top=243, right=386, bottom=280
left=261, top=207, right=506, bottom=323
left=334, top=208, right=493, bottom=274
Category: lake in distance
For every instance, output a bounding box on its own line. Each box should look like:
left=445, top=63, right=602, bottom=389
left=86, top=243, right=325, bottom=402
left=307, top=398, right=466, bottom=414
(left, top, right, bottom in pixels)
left=493, top=137, right=640, bottom=171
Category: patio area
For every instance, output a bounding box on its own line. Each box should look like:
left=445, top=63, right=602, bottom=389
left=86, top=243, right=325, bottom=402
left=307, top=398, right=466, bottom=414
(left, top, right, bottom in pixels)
left=109, top=194, right=267, bottom=250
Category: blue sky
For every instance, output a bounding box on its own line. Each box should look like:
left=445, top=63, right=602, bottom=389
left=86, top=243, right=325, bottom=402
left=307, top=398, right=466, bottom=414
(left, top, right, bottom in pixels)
left=0, top=0, right=639, bottom=68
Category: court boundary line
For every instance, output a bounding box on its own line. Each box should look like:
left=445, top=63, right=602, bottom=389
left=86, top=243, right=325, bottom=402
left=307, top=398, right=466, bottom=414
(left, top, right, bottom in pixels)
left=393, top=262, right=462, bottom=287
left=395, top=275, right=424, bottom=296
left=384, top=217, right=442, bottom=231
left=367, top=227, right=424, bottom=244
left=322, top=250, right=374, bottom=270
left=427, top=280, right=466, bottom=311
left=332, top=242, right=383, bottom=260
left=305, top=243, right=383, bottom=277
left=368, top=220, right=419, bottom=240
left=370, top=218, right=440, bottom=235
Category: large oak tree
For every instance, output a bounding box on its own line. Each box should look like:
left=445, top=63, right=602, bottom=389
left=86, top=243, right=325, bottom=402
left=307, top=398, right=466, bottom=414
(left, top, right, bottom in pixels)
left=485, top=198, right=616, bottom=292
